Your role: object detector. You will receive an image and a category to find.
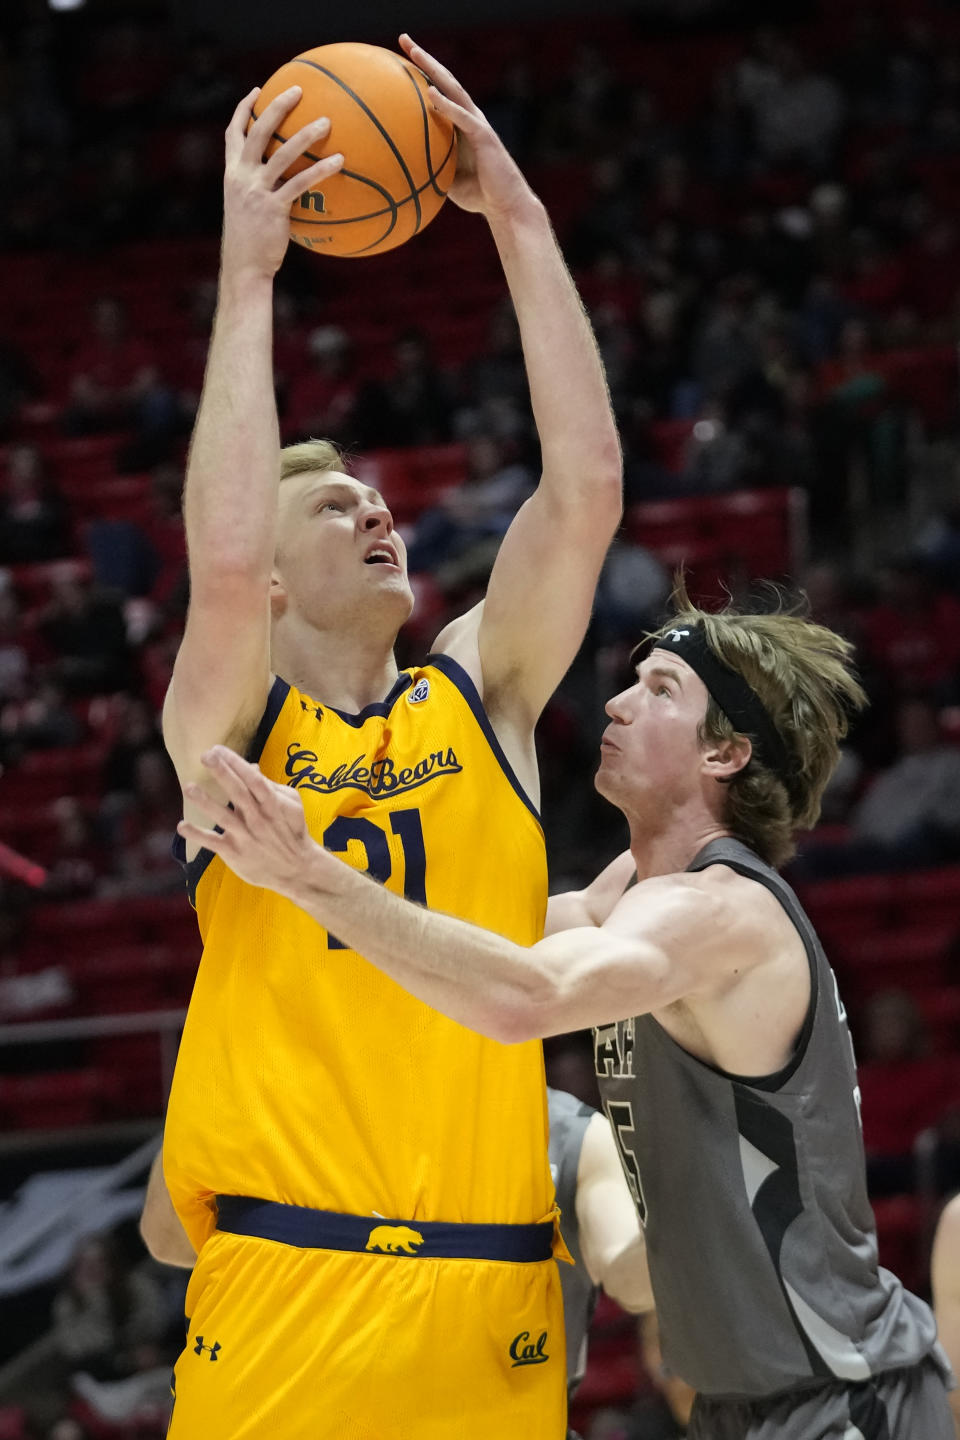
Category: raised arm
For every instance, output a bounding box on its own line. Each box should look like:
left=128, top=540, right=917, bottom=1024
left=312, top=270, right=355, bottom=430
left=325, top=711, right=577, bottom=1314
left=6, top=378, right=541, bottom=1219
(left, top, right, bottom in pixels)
left=576, top=1112, right=652, bottom=1313
left=403, top=36, right=622, bottom=725
left=163, top=88, right=343, bottom=793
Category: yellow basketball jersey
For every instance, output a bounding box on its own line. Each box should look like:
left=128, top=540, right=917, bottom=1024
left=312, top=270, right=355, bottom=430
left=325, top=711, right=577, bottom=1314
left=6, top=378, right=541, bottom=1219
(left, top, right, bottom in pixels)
left=165, top=656, right=552, bottom=1252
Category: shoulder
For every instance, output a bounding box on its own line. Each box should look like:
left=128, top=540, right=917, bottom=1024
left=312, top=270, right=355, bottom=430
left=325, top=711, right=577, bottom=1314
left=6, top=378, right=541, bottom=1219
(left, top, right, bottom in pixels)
left=612, top=863, right=776, bottom=939
left=429, top=602, right=484, bottom=696
left=608, top=863, right=796, bottom=995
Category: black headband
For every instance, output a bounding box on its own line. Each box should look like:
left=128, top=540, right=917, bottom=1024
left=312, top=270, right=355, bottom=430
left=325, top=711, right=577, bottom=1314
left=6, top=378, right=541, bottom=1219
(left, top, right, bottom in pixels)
left=650, top=625, right=793, bottom=783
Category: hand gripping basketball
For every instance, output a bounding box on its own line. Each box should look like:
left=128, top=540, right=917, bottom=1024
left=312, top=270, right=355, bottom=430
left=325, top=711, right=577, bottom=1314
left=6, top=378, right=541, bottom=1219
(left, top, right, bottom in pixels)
left=222, top=86, right=344, bottom=279
left=398, top=34, right=535, bottom=221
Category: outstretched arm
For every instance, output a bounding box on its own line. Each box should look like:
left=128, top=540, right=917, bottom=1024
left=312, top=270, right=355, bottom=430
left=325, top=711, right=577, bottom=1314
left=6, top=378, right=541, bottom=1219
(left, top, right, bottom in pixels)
left=176, top=748, right=735, bottom=1042
left=404, top=36, right=622, bottom=724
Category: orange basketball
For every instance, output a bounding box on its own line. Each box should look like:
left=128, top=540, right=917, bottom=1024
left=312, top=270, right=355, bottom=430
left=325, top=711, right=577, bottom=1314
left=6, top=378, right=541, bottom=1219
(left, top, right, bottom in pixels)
left=252, top=42, right=458, bottom=259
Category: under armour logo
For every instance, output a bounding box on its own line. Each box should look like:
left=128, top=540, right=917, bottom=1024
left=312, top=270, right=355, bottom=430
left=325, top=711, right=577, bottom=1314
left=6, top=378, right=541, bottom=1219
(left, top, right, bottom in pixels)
left=193, top=1336, right=221, bottom=1361
left=665, top=629, right=691, bottom=642
left=509, top=1330, right=550, bottom=1367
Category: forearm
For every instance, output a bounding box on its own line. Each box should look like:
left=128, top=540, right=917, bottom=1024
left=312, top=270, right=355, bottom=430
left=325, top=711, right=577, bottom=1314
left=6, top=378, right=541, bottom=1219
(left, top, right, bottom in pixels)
left=183, top=270, right=279, bottom=578
left=487, top=199, right=621, bottom=499
left=292, top=848, right=553, bottom=1042
left=600, top=1232, right=654, bottom=1314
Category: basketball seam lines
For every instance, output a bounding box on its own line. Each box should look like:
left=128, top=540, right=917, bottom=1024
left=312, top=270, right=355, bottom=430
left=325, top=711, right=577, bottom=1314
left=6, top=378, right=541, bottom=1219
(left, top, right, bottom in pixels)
left=251, top=115, right=400, bottom=248
left=401, top=63, right=450, bottom=201
left=291, top=56, right=423, bottom=233
left=290, top=151, right=455, bottom=224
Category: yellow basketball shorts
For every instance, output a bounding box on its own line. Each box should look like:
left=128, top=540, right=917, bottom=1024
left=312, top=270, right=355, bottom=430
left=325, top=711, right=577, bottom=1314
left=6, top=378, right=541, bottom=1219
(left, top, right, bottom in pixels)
left=168, top=1205, right=567, bottom=1440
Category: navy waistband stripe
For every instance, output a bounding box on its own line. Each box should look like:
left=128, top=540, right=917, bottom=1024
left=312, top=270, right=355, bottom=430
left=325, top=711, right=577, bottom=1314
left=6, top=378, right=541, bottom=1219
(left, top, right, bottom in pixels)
left=215, top=1196, right=554, bottom=1262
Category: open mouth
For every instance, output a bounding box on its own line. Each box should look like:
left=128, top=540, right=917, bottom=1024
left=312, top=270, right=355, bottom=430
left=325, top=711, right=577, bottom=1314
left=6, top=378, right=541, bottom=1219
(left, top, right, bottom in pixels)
left=364, top=545, right=398, bottom=567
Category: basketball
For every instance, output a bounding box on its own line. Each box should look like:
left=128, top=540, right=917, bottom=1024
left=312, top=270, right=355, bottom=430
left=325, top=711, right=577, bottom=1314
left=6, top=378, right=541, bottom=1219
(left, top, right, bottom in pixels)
left=252, top=42, right=458, bottom=259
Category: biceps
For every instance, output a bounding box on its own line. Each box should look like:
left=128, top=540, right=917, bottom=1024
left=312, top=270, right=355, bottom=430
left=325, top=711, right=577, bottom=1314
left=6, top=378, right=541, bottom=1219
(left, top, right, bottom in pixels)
left=478, top=493, right=614, bottom=717
left=165, top=576, right=272, bottom=783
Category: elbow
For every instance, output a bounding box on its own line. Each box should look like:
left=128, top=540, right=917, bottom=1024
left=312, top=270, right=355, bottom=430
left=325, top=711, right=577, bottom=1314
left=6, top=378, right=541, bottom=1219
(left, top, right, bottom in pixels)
left=483, top=984, right=556, bottom=1046
left=139, top=1211, right=184, bottom=1268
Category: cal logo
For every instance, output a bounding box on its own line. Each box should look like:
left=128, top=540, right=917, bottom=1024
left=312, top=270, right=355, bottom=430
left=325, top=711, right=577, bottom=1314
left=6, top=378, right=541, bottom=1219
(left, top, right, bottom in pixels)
left=408, top=677, right=430, bottom=704
left=365, top=1223, right=425, bottom=1255
left=509, top=1330, right=550, bottom=1367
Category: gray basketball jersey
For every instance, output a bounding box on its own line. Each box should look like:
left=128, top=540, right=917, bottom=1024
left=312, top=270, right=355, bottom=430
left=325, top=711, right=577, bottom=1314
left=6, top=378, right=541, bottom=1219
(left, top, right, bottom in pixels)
left=593, top=836, right=941, bottom=1400
left=548, top=1086, right=599, bottom=1400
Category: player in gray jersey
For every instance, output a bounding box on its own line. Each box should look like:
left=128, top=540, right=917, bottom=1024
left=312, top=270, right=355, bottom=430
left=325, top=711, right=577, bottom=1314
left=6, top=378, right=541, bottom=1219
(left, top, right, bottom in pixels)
left=177, top=581, right=956, bottom=1439
left=547, top=1084, right=652, bottom=1431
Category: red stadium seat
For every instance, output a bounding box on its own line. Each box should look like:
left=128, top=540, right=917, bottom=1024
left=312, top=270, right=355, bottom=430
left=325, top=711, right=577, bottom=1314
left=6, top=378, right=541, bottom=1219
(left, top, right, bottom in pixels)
left=871, top=1194, right=924, bottom=1295
left=0, top=1068, right=118, bottom=1129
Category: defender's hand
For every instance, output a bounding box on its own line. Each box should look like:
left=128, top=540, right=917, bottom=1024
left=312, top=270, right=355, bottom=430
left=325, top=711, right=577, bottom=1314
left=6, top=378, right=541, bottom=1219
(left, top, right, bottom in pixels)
left=221, top=86, right=344, bottom=282
left=176, top=746, right=342, bottom=899
left=400, top=34, right=537, bottom=221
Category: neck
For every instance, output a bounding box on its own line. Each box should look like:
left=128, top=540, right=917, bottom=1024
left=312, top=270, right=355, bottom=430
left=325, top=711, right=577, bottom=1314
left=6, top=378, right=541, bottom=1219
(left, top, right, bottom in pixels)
left=271, top=612, right=401, bottom=714
left=624, top=798, right=733, bottom=882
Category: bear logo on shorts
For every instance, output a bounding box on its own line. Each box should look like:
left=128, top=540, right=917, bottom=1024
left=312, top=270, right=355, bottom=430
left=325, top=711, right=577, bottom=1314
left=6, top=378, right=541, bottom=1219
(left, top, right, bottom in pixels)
left=365, top=1224, right=425, bottom=1255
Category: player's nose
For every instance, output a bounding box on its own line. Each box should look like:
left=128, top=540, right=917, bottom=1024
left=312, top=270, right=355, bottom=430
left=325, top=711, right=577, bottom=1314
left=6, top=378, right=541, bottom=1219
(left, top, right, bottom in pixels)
left=359, top=502, right=393, bottom=534
left=604, top=688, right=633, bottom=722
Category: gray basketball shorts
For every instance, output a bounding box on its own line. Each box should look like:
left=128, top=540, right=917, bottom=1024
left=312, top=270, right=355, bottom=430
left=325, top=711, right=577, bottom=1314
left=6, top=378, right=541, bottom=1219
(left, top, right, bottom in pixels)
left=688, top=1355, right=955, bottom=1440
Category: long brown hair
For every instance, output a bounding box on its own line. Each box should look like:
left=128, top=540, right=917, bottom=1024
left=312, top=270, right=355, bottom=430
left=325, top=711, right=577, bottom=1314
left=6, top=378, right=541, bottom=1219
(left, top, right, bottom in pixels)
left=647, top=580, right=867, bottom=866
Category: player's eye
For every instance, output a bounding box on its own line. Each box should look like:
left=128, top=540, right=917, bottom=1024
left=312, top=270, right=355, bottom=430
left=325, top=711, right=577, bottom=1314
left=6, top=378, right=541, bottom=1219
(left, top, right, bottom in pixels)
left=319, top=501, right=343, bottom=512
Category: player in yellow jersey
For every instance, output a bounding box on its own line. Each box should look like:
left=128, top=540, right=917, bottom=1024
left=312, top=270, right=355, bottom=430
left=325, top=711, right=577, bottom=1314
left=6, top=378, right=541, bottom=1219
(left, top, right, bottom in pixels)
left=140, top=31, right=621, bottom=1440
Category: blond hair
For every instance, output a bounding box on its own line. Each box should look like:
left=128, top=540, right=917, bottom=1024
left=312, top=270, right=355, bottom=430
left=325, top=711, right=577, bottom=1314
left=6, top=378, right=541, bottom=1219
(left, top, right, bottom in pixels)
left=279, top=438, right=344, bottom=483
left=647, top=580, right=867, bottom=867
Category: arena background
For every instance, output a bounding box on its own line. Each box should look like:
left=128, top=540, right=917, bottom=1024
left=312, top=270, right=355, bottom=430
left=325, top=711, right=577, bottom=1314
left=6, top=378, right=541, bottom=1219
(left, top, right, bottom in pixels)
left=1, top=0, right=960, bottom=1432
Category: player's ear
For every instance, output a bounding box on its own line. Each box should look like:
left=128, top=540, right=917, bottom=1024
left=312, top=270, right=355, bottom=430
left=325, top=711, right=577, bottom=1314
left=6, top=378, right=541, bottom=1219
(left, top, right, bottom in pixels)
left=269, top=572, right=288, bottom=618
left=701, top=733, right=751, bottom=782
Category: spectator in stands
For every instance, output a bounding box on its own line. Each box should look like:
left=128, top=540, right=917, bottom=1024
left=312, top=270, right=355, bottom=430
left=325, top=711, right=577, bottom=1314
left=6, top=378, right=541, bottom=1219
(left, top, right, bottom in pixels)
left=0, top=444, right=69, bottom=565
left=0, top=582, right=30, bottom=704
left=406, top=432, right=534, bottom=590
left=852, top=696, right=960, bottom=862
left=862, top=559, right=960, bottom=700
left=750, top=42, right=844, bottom=171
left=165, top=30, right=235, bottom=120
left=85, top=514, right=160, bottom=601
left=50, top=1234, right=166, bottom=1383
left=677, top=400, right=748, bottom=494
left=99, top=748, right=185, bottom=898
left=0, top=335, right=37, bottom=436
left=814, top=317, right=904, bottom=521
left=63, top=297, right=178, bottom=450
left=798, top=696, right=960, bottom=874
left=39, top=575, right=132, bottom=697
left=454, top=301, right=529, bottom=439
left=858, top=989, right=957, bottom=1197
left=101, top=694, right=163, bottom=798
left=282, top=324, right=359, bottom=445
left=158, top=127, right=225, bottom=237
left=0, top=677, right=82, bottom=765
left=43, top=796, right=106, bottom=900
left=355, top=327, right=453, bottom=448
